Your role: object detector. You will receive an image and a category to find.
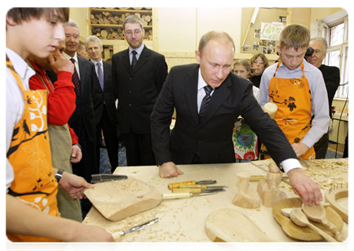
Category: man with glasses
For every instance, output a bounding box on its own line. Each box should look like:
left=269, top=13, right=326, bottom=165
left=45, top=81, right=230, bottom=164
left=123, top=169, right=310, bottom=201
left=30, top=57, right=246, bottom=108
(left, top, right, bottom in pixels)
left=305, top=37, right=340, bottom=159
left=112, top=15, right=168, bottom=166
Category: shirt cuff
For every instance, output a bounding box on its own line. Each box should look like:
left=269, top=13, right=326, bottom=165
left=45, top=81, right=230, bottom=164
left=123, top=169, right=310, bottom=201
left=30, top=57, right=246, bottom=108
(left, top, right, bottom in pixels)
left=280, top=158, right=303, bottom=174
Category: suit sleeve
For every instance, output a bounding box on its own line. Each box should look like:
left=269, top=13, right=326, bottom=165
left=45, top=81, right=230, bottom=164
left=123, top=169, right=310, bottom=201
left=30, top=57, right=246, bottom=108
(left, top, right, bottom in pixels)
left=111, top=55, right=119, bottom=101
left=150, top=70, right=175, bottom=165
left=325, top=67, right=340, bottom=109
left=154, top=54, right=168, bottom=94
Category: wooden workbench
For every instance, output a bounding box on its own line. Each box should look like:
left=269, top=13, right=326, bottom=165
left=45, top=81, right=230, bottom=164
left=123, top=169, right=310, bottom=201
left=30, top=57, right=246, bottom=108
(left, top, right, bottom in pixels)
left=83, top=158, right=348, bottom=242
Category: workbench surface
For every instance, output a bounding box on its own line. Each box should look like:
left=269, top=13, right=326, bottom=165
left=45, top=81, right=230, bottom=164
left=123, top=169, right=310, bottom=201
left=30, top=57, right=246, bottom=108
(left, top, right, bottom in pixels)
left=83, top=158, right=348, bottom=242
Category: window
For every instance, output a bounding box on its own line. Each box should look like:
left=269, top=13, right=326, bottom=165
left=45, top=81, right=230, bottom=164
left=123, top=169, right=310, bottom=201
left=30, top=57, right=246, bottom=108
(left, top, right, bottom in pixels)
left=321, top=13, right=348, bottom=100
left=330, top=23, right=344, bottom=46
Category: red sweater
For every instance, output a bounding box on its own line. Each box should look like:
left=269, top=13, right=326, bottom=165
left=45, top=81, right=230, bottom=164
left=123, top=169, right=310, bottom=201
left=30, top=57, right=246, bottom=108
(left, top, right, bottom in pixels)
left=28, top=60, right=78, bottom=144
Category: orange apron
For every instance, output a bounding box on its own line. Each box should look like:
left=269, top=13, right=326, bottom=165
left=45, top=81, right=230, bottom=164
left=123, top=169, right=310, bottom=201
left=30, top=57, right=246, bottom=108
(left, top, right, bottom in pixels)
left=264, top=61, right=315, bottom=160
left=6, top=55, right=60, bottom=242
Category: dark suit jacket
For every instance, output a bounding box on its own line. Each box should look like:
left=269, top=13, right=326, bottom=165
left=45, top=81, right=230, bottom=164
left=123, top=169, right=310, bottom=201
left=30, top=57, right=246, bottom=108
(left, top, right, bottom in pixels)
left=111, top=45, right=168, bottom=135
left=69, top=55, right=99, bottom=142
left=92, top=60, right=117, bottom=125
left=318, top=64, right=340, bottom=117
left=151, top=64, right=297, bottom=167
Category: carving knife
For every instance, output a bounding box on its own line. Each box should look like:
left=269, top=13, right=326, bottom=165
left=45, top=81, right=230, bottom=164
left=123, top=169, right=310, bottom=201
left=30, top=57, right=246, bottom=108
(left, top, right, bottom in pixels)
left=91, top=174, right=128, bottom=183
left=167, top=179, right=216, bottom=190
left=111, top=217, right=159, bottom=240
left=178, top=184, right=228, bottom=189
left=299, top=156, right=310, bottom=168
left=172, top=187, right=226, bottom=194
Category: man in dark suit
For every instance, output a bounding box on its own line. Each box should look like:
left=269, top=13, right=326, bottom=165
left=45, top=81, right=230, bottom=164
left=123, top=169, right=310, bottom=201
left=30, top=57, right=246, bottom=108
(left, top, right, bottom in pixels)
left=151, top=31, right=322, bottom=206
left=306, top=37, right=340, bottom=159
left=62, top=21, right=100, bottom=215
left=112, top=15, right=168, bottom=166
left=86, top=35, right=118, bottom=172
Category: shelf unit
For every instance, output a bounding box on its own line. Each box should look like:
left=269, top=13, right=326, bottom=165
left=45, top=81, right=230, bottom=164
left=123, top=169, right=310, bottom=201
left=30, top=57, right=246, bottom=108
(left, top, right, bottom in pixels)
left=89, top=8, right=153, bottom=41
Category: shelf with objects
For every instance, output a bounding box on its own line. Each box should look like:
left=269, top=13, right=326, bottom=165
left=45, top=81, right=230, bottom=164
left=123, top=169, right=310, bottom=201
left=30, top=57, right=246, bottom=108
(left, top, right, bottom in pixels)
left=89, top=7, right=153, bottom=41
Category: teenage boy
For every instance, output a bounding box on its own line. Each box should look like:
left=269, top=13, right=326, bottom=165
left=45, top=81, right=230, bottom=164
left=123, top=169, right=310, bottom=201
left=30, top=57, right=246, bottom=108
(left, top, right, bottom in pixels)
left=259, top=24, right=330, bottom=160
left=6, top=8, right=114, bottom=242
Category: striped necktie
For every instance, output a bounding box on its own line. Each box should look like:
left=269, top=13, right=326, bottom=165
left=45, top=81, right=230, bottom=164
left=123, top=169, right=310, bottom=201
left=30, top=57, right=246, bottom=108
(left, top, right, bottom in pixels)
left=199, top=85, right=213, bottom=117
left=70, top=58, right=81, bottom=97
left=97, top=62, right=104, bottom=90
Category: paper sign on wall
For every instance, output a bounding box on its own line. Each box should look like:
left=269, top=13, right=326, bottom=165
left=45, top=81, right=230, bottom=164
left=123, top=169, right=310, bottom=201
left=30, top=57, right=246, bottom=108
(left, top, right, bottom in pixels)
left=260, top=22, right=284, bottom=41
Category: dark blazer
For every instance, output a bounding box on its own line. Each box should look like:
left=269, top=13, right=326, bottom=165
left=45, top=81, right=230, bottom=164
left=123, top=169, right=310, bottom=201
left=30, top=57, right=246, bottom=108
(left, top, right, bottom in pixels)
left=111, top=45, right=168, bottom=135
left=318, top=64, right=340, bottom=117
left=69, top=55, right=99, bottom=142
left=92, top=60, right=117, bottom=125
left=151, top=64, right=297, bottom=167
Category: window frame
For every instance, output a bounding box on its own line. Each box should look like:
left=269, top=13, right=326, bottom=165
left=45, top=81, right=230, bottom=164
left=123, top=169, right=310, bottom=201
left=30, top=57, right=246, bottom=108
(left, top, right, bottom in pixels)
left=320, top=13, right=348, bottom=100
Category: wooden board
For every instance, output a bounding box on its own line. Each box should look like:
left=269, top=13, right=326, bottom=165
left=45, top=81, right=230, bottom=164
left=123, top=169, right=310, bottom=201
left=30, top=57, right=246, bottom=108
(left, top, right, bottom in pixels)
left=205, top=208, right=273, bottom=242
left=84, top=179, right=162, bottom=222
left=272, top=198, right=343, bottom=241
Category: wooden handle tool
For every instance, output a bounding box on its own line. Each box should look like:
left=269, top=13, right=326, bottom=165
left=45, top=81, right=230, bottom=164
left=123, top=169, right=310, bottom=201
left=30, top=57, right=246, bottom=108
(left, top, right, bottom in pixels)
left=168, top=181, right=197, bottom=190
left=167, top=179, right=216, bottom=190
left=162, top=193, right=193, bottom=200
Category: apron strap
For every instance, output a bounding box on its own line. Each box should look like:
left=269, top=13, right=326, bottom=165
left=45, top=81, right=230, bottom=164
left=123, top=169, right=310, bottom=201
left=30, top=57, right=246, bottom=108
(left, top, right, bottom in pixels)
left=6, top=54, right=25, bottom=94
left=273, top=60, right=305, bottom=78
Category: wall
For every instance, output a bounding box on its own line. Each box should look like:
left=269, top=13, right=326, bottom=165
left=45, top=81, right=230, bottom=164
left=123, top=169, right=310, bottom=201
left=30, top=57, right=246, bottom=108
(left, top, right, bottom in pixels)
left=310, top=8, right=344, bottom=23
left=158, top=7, right=242, bottom=69
left=287, top=8, right=311, bottom=29
left=69, top=7, right=347, bottom=75
left=241, top=7, right=287, bottom=60
left=69, top=8, right=89, bottom=41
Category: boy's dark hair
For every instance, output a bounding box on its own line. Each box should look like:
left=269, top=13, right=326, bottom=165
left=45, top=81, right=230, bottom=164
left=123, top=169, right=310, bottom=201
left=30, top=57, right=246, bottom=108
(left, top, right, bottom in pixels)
left=6, top=8, right=69, bottom=24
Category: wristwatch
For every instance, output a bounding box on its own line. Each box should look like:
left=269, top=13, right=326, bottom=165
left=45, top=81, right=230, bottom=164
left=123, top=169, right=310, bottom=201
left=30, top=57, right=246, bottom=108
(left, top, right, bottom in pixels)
left=55, top=169, right=65, bottom=182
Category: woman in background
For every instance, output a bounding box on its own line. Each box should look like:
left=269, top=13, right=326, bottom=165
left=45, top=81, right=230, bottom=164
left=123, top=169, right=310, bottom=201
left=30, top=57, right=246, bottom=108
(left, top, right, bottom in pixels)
left=249, top=53, right=269, bottom=88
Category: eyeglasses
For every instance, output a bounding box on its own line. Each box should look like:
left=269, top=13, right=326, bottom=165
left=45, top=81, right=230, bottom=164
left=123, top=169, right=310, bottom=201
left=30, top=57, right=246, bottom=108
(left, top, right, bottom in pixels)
left=65, top=33, right=79, bottom=40
left=125, top=30, right=142, bottom=36
left=252, top=61, right=264, bottom=65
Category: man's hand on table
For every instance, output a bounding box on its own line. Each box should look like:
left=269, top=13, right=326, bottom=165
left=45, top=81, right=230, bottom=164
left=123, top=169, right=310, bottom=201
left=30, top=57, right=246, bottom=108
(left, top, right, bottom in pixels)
left=287, top=167, right=322, bottom=206
left=159, top=161, right=184, bottom=178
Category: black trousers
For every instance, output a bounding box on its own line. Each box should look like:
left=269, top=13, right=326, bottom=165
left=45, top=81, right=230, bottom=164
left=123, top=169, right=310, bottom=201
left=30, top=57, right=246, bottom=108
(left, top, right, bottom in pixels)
left=314, top=132, right=329, bottom=159
left=122, top=131, right=156, bottom=166
left=343, top=120, right=352, bottom=158
left=95, top=106, right=119, bottom=172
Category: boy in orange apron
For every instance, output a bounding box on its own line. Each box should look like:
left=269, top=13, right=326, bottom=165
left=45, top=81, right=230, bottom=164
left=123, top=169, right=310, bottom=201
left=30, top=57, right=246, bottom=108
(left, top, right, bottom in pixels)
left=259, top=24, right=330, bottom=161
left=6, top=8, right=114, bottom=242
